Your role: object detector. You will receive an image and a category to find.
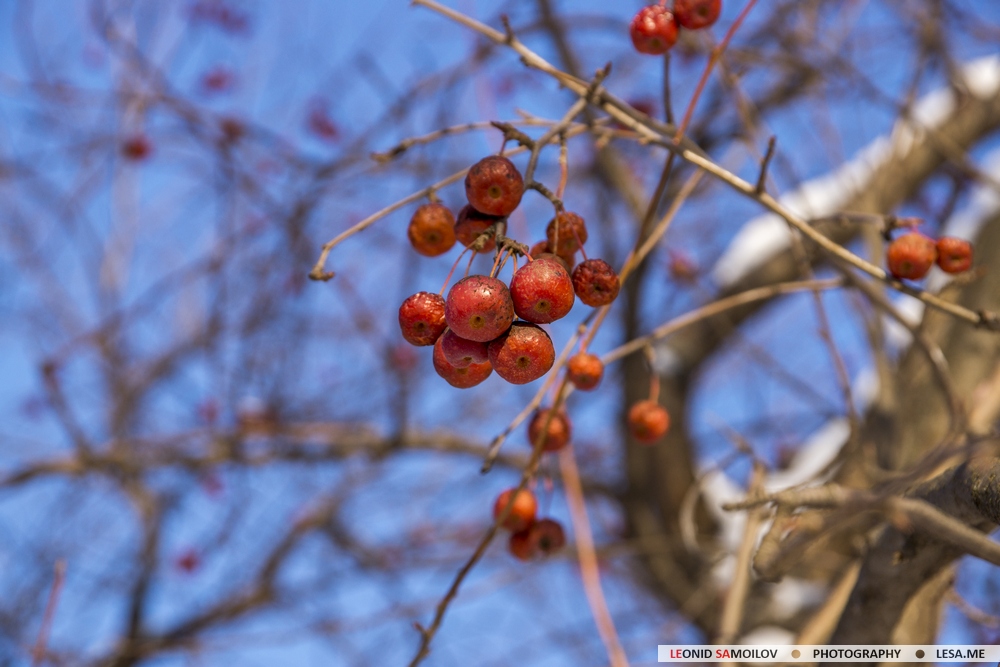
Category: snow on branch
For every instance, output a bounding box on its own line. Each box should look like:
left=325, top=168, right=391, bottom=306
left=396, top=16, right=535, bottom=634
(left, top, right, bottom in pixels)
left=712, top=56, right=1000, bottom=289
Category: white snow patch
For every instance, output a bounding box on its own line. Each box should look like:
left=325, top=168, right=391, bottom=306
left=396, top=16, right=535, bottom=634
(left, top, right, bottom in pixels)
left=943, top=147, right=1000, bottom=238
left=964, top=55, right=1000, bottom=99
left=763, top=418, right=846, bottom=492
left=852, top=365, right=880, bottom=407
left=765, top=368, right=878, bottom=492
left=740, top=625, right=796, bottom=647
left=701, top=468, right=750, bottom=553
left=767, top=577, right=827, bottom=621
left=883, top=294, right=926, bottom=350
left=712, top=553, right=737, bottom=588
left=703, top=367, right=881, bottom=594
left=711, top=215, right=793, bottom=288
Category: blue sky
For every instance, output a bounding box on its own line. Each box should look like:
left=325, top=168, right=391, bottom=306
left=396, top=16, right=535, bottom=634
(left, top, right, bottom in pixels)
left=1, top=1, right=1000, bottom=665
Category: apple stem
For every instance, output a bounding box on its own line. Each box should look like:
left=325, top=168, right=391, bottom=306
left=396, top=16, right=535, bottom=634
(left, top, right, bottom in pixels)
left=489, top=247, right=502, bottom=278
left=439, top=246, right=472, bottom=296
left=645, top=345, right=660, bottom=403
left=463, top=249, right=477, bottom=279
left=556, top=137, right=568, bottom=200
left=674, top=0, right=760, bottom=143
left=494, top=248, right=515, bottom=277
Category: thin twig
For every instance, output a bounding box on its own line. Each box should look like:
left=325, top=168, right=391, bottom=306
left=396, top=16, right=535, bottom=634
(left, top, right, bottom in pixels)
left=410, top=381, right=576, bottom=665
left=309, top=122, right=594, bottom=281
left=412, top=0, right=1000, bottom=332
left=371, top=118, right=567, bottom=163
left=32, top=559, right=67, bottom=667
left=717, top=465, right=766, bottom=651
left=674, top=0, right=760, bottom=142
left=482, top=317, right=591, bottom=472
left=840, top=268, right=966, bottom=435
left=755, top=135, right=776, bottom=194
left=559, top=446, right=629, bottom=667
left=603, top=278, right=844, bottom=365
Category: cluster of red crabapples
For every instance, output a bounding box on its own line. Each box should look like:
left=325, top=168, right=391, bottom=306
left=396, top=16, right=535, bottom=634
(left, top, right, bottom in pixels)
left=630, top=0, right=721, bottom=56
left=397, top=154, right=670, bottom=441
left=397, top=154, right=621, bottom=389
left=492, top=487, right=566, bottom=561
left=396, top=154, right=671, bottom=555
left=885, top=231, right=973, bottom=281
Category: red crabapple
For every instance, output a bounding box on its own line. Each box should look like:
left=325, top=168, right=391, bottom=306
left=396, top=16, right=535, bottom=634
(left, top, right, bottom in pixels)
left=529, top=241, right=573, bottom=273
left=546, top=211, right=589, bottom=256
left=493, top=488, right=537, bottom=532
left=175, top=548, right=200, bottom=574
left=509, top=528, right=537, bottom=560
left=529, top=518, right=566, bottom=555
left=465, top=155, right=524, bottom=217
left=398, top=292, right=447, bottom=346
left=445, top=275, right=515, bottom=342
left=439, top=329, right=489, bottom=368
left=628, top=400, right=670, bottom=444
left=668, top=249, right=699, bottom=282
left=455, top=205, right=499, bottom=253
left=432, top=335, right=492, bottom=388
left=122, top=134, right=153, bottom=161
left=630, top=5, right=678, bottom=55
left=886, top=233, right=936, bottom=280
left=408, top=203, right=456, bottom=257
left=488, top=321, right=556, bottom=385
left=572, top=259, right=621, bottom=307
left=935, top=237, right=973, bottom=274
left=509, top=257, right=575, bottom=324
left=529, top=240, right=550, bottom=258
left=566, top=352, right=604, bottom=391
left=673, top=0, right=722, bottom=30
left=528, top=408, right=572, bottom=452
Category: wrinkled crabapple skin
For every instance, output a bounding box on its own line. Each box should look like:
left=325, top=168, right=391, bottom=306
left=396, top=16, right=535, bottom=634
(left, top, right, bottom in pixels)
left=493, top=488, right=537, bottom=532
left=935, top=237, right=973, bottom=274
left=509, top=257, right=575, bottom=324
left=529, top=240, right=549, bottom=258
left=546, top=211, right=589, bottom=256
left=886, top=232, right=937, bottom=280
left=572, top=258, right=621, bottom=307
left=445, top=275, right=515, bottom=342
left=455, top=205, right=499, bottom=253
left=628, top=400, right=671, bottom=444
left=432, top=335, right=492, bottom=388
left=398, top=292, right=447, bottom=346
left=440, top=329, right=489, bottom=368
left=566, top=352, right=604, bottom=391
left=673, top=0, right=722, bottom=30
left=465, top=155, right=524, bottom=217
left=528, top=408, right=572, bottom=452
left=488, top=321, right=556, bottom=385
left=630, top=5, right=678, bottom=55
left=529, top=241, right=574, bottom=273
left=407, top=203, right=456, bottom=257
